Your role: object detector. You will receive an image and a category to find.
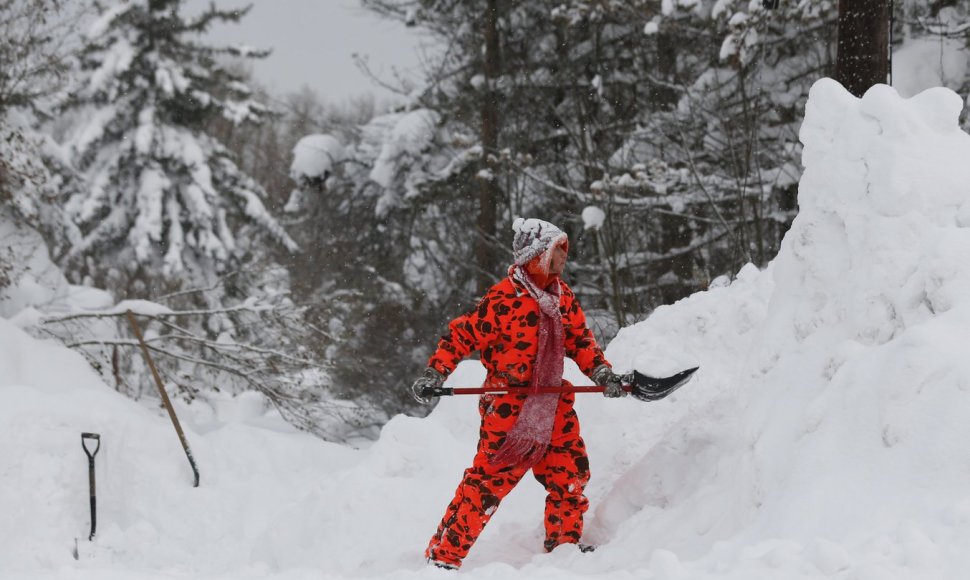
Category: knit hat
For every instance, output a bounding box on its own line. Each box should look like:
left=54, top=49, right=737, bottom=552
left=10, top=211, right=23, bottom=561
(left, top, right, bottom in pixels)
left=512, top=217, right=568, bottom=267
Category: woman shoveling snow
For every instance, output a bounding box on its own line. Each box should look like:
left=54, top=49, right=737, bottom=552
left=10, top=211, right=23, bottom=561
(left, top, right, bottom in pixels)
left=410, top=217, right=625, bottom=570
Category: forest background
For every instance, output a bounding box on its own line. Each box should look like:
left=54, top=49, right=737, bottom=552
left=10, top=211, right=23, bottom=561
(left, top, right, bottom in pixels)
left=1, top=0, right=965, bottom=442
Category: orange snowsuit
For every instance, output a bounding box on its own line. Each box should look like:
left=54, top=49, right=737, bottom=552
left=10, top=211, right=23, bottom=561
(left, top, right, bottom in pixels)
left=425, top=274, right=609, bottom=567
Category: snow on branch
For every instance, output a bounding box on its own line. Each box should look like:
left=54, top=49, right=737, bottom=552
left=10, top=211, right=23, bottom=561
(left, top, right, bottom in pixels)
left=290, top=135, right=347, bottom=182
left=38, top=298, right=276, bottom=324
left=33, top=294, right=369, bottom=441
left=62, top=0, right=297, bottom=288
left=917, top=17, right=970, bottom=38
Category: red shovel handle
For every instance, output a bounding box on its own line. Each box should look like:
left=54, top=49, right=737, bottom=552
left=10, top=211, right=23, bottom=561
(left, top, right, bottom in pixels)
left=429, top=385, right=628, bottom=396
left=424, top=367, right=698, bottom=402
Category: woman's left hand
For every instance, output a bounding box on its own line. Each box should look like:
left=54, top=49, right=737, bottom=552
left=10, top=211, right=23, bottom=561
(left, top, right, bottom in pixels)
left=591, top=364, right=627, bottom=398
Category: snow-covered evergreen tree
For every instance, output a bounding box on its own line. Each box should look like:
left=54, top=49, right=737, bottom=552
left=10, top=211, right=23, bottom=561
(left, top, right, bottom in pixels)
left=60, top=0, right=297, bottom=294
left=364, top=0, right=834, bottom=328
left=285, top=107, right=479, bottom=416
left=22, top=1, right=378, bottom=441
left=1, top=0, right=83, bottom=289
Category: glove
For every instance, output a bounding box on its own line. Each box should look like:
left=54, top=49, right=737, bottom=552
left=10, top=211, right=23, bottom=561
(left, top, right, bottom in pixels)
left=410, top=367, right=446, bottom=404
left=591, top=364, right=626, bottom=398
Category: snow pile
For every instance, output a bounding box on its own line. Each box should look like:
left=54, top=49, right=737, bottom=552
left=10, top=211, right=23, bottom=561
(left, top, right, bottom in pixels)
left=595, top=79, right=970, bottom=577
left=0, top=317, right=358, bottom=577
left=743, top=79, right=970, bottom=567
left=5, top=79, right=970, bottom=579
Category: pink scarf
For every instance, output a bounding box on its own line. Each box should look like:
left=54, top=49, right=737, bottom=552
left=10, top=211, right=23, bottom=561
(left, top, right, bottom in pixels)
left=490, top=265, right=565, bottom=468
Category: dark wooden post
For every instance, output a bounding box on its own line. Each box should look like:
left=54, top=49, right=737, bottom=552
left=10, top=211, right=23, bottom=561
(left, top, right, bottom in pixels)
left=477, top=0, right=501, bottom=294
left=836, top=0, right=890, bottom=97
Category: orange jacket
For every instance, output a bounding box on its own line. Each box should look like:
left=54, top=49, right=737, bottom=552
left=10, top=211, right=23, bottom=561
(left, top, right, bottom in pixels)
left=428, top=275, right=608, bottom=386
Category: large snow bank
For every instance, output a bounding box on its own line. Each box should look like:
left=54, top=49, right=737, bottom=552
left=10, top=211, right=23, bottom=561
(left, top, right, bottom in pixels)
left=5, top=79, right=970, bottom=579
left=743, top=79, right=970, bottom=570
left=0, top=316, right=359, bottom=578
left=594, top=79, right=970, bottom=577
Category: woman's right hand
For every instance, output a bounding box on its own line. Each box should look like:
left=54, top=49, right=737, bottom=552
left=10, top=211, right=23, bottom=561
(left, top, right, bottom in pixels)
left=410, top=367, right=446, bottom=404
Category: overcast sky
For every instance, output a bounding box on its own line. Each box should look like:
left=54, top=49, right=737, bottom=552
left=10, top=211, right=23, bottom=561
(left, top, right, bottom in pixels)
left=183, top=0, right=429, bottom=106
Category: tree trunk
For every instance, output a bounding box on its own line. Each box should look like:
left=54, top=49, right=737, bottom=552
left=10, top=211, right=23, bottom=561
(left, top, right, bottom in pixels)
left=477, top=0, right=501, bottom=294
left=836, top=0, right=889, bottom=97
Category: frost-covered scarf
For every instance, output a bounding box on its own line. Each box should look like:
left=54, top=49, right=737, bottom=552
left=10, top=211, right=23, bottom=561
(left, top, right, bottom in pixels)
left=490, top=265, right=565, bottom=469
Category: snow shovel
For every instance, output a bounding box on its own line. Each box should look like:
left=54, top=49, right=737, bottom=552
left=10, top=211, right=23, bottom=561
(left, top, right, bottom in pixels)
left=423, top=367, right=699, bottom=401
left=81, top=433, right=101, bottom=541
left=126, top=310, right=200, bottom=487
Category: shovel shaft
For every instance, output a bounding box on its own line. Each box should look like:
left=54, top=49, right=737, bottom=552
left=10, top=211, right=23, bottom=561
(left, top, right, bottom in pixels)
left=81, top=433, right=100, bottom=541
left=126, top=310, right=200, bottom=487
left=428, top=367, right=698, bottom=400
left=88, top=493, right=96, bottom=541
left=425, top=367, right=698, bottom=401
left=432, top=385, right=629, bottom=396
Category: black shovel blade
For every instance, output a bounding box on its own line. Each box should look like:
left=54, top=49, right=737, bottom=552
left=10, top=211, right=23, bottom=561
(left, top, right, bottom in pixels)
left=629, top=367, right=699, bottom=402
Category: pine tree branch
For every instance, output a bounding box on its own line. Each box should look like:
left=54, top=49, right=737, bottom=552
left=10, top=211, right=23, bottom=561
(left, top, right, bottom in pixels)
left=185, top=2, right=253, bottom=33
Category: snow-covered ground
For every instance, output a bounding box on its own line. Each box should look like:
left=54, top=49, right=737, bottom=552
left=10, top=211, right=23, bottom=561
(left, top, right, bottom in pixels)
left=5, top=78, right=970, bottom=579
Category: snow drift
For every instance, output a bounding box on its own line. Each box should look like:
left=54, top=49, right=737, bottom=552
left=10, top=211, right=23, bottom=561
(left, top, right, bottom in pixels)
left=594, top=79, right=970, bottom=578
left=4, top=79, right=970, bottom=579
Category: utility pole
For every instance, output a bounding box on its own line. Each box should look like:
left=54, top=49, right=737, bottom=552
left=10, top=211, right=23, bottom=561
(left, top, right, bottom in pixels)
left=477, top=0, right=501, bottom=294
left=836, top=0, right=890, bottom=97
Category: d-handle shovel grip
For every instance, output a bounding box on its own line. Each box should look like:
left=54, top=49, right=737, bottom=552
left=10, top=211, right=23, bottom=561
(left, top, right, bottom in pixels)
left=81, top=433, right=100, bottom=541
left=81, top=433, right=101, bottom=458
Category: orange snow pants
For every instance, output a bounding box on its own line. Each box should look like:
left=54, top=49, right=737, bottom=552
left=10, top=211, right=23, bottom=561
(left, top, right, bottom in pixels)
left=425, top=389, right=590, bottom=568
